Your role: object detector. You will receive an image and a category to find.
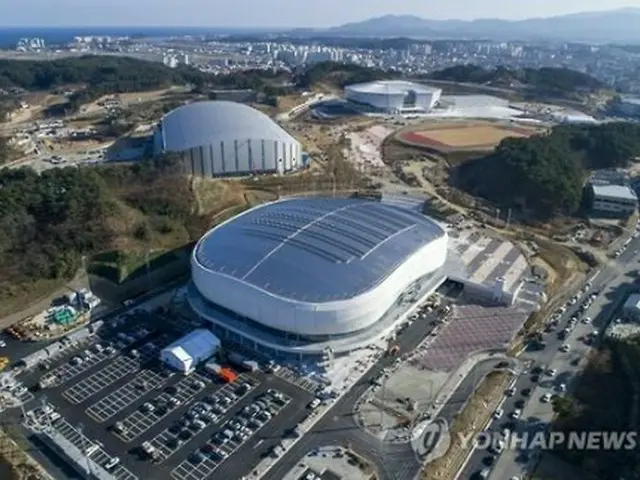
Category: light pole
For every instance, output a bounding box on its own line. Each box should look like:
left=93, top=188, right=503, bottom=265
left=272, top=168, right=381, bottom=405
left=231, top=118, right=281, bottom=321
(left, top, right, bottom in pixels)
left=77, top=422, right=92, bottom=476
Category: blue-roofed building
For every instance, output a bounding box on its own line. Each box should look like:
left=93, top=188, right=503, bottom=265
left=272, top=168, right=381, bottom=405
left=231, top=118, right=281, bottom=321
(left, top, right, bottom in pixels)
left=188, top=197, right=449, bottom=356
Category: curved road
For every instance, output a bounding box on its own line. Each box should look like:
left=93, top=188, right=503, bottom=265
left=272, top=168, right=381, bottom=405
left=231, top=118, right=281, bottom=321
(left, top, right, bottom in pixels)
left=263, top=357, right=504, bottom=480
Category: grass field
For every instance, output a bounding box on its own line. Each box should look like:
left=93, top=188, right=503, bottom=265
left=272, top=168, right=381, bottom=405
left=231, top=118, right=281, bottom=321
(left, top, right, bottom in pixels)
left=398, top=122, right=540, bottom=152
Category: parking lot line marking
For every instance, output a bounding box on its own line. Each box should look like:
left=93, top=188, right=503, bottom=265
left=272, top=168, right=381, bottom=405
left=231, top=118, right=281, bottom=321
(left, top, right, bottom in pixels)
left=114, top=372, right=213, bottom=443
left=146, top=376, right=257, bottom=463
left=170, top=388, right=291, bottom=480
left=86, top=369, right=167, bottom=423
left=63, top=338, right=171, bottom=405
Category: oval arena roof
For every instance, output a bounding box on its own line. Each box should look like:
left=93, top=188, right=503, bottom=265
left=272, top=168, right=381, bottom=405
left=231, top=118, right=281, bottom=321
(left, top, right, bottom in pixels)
left=193, top=197, right=446, bottom=303
left=345, top=80, right=441, bottom=95
left=161, top=100, right=297, bottom=151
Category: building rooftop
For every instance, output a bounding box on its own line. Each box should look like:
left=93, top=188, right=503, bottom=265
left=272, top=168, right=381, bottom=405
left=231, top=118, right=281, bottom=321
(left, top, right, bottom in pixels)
left=345, top=80, right=440, bottom=96
left=447, top=230, right=530, bottom=293
left=624, top=293, right=640, bottom=311
left=592, top=184, right=638, bottom=202
left=194, top=198, right=446, bottom=302
left=160, top=100, right=297, bottom=151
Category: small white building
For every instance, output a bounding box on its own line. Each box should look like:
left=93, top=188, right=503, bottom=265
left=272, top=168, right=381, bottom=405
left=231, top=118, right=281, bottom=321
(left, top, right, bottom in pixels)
left=623, top=294, right=640, bottom=321
left=160, top=329, right=220, bottom=374
left=590, top=184, right=638, bottom=217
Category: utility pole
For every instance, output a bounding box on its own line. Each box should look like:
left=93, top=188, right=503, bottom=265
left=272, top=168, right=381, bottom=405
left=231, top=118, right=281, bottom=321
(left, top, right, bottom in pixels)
left=495, top=208, right=501, bottom=224
left=506, top=208, right=512, bottom=230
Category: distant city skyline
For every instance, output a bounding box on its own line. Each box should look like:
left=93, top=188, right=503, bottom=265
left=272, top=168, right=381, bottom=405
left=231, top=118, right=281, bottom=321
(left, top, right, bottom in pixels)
left=0, top=0, right=638, bottom=28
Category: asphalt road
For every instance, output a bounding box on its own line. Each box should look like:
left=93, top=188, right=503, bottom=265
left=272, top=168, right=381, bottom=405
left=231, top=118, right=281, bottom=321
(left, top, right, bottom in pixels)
left=262, top=311, right=504, bottom=480
left=459, top=233, right=640, bottom=480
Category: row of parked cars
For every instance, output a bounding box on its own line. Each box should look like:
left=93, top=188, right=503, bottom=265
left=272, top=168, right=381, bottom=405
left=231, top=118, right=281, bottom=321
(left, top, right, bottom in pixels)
left=188, top=388, right=287, bottom=465
left=158, top=380, right=255, bottom=457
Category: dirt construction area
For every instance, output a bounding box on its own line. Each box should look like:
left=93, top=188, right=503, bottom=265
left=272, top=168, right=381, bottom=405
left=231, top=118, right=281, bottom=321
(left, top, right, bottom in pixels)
left=397, top=122, right=540, bottom=152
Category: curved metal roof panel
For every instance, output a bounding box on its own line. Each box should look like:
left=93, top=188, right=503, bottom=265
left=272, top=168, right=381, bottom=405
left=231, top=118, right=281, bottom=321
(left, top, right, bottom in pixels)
left=194, top=198, right=446, bottom=302
left=161, top=101, right=298, bottom=151
left=346, top=80, right=441, bottom=95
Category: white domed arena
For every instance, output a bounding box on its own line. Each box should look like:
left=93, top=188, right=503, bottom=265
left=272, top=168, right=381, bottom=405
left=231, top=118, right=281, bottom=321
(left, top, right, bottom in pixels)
left=187, top=197, right=449, bottom=357
left=344, top=80, right=442, bottom=114
left=153, top=101, right=302, bottom=177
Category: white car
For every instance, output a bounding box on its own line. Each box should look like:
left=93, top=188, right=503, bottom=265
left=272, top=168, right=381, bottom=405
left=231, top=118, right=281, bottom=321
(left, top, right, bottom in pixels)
left=493, top=408, right=504, bottom=419
left=547, top=368, right=557, bottom=377
left=581, top=317, right=591, bottom=324
left=557, top=383, right=567, bottom=393
left=511, top=409, right=522, bottom=419
left=0, top=340, right=6, bottom=348
left=506, top=387, right=516, bottom=397
left=561, top=344, right=570, bottom=353
left=541, top=393, right=552, bottom=403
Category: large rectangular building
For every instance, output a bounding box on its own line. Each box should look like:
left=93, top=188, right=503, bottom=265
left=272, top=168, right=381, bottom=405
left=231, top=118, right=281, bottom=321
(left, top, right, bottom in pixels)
left=590, top=184, right=638, bottom=217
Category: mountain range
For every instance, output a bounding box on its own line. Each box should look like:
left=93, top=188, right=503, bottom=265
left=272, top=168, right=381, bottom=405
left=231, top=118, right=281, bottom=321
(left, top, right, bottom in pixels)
left=290, top=8, right=640, bottom=43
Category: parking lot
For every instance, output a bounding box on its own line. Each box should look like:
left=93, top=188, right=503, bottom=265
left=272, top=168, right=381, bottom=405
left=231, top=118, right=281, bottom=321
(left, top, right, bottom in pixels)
left=63, top=335, right=170, bottom=404
left=171, top=387, right=292, bottom=480
left=40, top=415, right=138, bottom=480
left=148, top=376, right=259, bottom=462
left=41, top=344, right=116, bottom=387
left=87, top=367, right=171, bottom=423
left=7, top=311, right=319, bottom=480
left=114, top=372, right=213, bottom=442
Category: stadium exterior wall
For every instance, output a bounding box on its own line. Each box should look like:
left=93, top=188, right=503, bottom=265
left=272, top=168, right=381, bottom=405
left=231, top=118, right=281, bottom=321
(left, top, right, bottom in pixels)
left=344, top=86, right=441, bottom=113
left=163, top=134, right=302, bottom=177
left=191, top=233, right=448, bottom=337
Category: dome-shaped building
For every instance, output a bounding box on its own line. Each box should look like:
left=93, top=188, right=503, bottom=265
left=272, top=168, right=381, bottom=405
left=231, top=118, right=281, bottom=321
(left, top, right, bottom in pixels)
left=188, top=197, right=449, bottom=355
left=153, top=101, right=302, bottom=177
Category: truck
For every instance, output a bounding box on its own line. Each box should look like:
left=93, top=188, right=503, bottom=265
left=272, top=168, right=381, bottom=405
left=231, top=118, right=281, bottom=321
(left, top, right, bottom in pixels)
left=218, top=368, right=238, bottom=383
left=205, top=361, right=222, bottom=375
left=228, top=353, right=259, bottom=372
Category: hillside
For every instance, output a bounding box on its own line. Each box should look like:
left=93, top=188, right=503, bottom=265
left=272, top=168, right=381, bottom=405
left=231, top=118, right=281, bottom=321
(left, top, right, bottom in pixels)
left=0, top=56, right=292, bottom=112
left=427, top=65, right=604, bottom=98
left=454, top=122, right=640, bottom=217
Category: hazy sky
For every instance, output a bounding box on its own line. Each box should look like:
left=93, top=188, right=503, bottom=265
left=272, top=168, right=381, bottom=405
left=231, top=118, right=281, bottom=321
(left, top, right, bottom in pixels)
left=0, top=0, right=638, bottom=27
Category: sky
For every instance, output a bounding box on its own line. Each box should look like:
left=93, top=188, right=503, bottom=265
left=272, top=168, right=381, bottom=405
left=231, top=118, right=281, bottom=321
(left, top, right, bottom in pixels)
left=0, top=0, right=638, bottom=28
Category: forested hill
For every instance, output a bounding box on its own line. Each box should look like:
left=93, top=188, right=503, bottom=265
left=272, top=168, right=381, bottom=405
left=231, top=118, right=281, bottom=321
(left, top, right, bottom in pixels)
left=0, top=55, right=293, bottom=111
left=0, top=55, right=207, bottom=91
left=456, top=122, right=640, bottom=217
left=428, top=65, right=605, bottom=96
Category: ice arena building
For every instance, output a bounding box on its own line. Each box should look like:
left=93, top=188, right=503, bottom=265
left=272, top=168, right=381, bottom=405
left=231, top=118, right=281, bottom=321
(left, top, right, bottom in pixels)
left=153, top=101, right=302, bottom=177
left=187, top=197, right=449, bottom=357
left=344, top=80, right=442, bottom=114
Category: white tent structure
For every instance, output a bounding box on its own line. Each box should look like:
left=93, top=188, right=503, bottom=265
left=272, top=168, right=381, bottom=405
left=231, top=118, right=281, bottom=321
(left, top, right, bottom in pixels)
left=160, top=329, right=221, bottom=373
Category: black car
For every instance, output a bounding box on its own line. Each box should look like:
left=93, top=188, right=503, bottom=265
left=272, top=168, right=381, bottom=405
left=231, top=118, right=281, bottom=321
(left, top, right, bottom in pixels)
left=178, top=429, right=193, bottom=441
left=168, top=423, right=182, bottom=435
left=515, top=399, right=525, bottom=408
left=482, top=455, right=496, bottom=466
left=521, top=388, right=531, bottom=397
left=530, top=374, right=539, bottom=383
left=166, top=437, right=182, bottom=448
left=531, top=365, right=543, bottom=375
left=154, top=406, right=168, bottom=417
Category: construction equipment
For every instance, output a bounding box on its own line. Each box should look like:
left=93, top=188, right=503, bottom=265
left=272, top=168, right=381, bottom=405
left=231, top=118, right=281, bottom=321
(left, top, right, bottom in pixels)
left=0, top=357, right=9, bottom=371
